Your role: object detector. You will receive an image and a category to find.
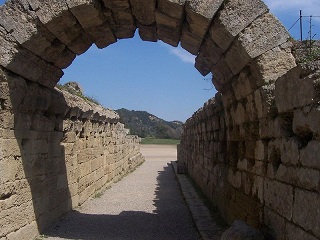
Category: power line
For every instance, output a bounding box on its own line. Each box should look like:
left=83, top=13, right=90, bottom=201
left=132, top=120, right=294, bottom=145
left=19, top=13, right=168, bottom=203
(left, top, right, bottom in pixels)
left=288, top=11, right=320, bottom=41
left=288, top=18, right=300, bottom=31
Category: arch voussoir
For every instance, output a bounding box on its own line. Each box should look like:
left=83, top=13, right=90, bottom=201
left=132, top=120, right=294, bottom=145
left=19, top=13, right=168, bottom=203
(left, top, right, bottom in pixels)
left=155, top=0, right=185, bottom=46
left=195, top=34, right=224, bottom=76
left=249, top=42, right=297, bottom=88
left=101, top=0, right=136, bottom=39
left=225, top=13, right=290, bottom=75
left=130, top=0, right=158, bottom=41
left=27, top=0, right=93, bottom=55
left=0, top=0, right=76, bottom=69
left=0, top=25, right=63, bottom=88
left=181, top=0, right=223, bottom=55
left=66, top=0, right=117, bottom=49
left=209, top=0, right=268, bottom=51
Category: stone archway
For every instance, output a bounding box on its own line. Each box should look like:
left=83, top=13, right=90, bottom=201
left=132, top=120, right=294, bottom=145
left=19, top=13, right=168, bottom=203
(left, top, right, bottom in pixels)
left=0, top=1, right=319, bottom=240
left=0, top=0, right=295, bottom=88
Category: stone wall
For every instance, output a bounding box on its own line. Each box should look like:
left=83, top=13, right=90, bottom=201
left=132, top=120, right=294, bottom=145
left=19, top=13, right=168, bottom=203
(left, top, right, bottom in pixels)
left=0, top=67, right=144, bottom=240
left=178, top=63, right=320, bottom=239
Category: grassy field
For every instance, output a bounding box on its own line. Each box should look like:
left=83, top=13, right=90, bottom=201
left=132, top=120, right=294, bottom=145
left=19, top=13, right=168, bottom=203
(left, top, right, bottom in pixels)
left=140, top=138, right=180, bottom=145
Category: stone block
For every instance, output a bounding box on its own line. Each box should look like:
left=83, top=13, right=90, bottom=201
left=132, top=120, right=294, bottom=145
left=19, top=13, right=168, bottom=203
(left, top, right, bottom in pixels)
left=236, top=158, right=247, bottom=171
left=104, top=7, right=136, bottom=39
left=279, top=138, right=300, bottom=165
left=275, top=67, right=316, bottom=113
left=62, top=132, right=76, bottom=143
left=274, top=165, right=319, bottom=191
left=184, top=0, right=223, bottom=50
left=241, top=172, right=253, bottom=195
left=293, top=189, right=320, bottom=238
left=300, top=140, right=320, bottom=169
left=250, top=43, right=296, bottom=87
left=180, top=26, right=202, bottom=55
left=61, top=142, right=76, bottom=156
left=255, top=140, right=267, bottom=161
left=0, top=0, right=76, bottom=69
left=195, top=35, right=224, bottom=76
left=137, top=24, right=157, bottom=42
left=0, top=138, right=21, bottom=158
left=79, top=161, right=91, bottom=177
left=0, top=110, right=15, bottom=130
left=248, top=160, right=267, bottom=177
left=245, top=141, right=255, bottom=160
left=286, top=223, right=318, bottom=240
left=209, top=0, right=268, bottom=51
left=130, top=0, right=156, bottom=25
left=66, top=0, right=117, bottom=48
left=56, top=173, right=69, bottom=190
left=157, top=0, right=185, bottom=19
left=0, top=68, right=28, bottom=109
left=221, top=88, right=236, bottom=109
left=0, top=26, right=62, bottom=88
left=22, top=139, right=49, bottom=156
left=221, top=220, right=264, bottom=240
left=22, top=85, right=51, bottom=112
left=67, top=0, right=104, bottom=28
left=85, top=22, right=117, bottom=49
left=293, top=106, right=320, bottom=139
left=227, top=169, right=241, bottom=189
left=232, top=69, right=256, bottom=101
left=71, top=194, right=79, bottom=208
left=264, top=207, right=286, bottom=240
left=79, top=183, right=95, bottom=204
left=102, top=0, right=130, bottom=10
left=28, top=0, right=93, bottom=55
left=31, top=114, right=55, bottom=132
left=91, top=156, right=103, bottom=172
left=226, top=13, right=289, bottom=75
left=211, top=57, right=234, bottom=88
left=155, top=10, right=181, bottom=46
left=254, top=84, right=276, bottom=119
left=252, top=175, right=264, bottom=203
left=0, top=202, right=35, bottom=237
left=6, top=221, right=39, bottom=240
left=264, top=179, right=293, bottom=220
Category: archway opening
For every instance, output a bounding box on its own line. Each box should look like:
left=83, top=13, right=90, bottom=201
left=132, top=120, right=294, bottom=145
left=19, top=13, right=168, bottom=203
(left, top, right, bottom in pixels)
left=58, top=33, right=216, bottom=122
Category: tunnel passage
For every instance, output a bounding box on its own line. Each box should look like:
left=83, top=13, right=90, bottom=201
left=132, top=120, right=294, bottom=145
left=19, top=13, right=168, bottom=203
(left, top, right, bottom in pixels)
left=0, top=0, right=319, bottom=240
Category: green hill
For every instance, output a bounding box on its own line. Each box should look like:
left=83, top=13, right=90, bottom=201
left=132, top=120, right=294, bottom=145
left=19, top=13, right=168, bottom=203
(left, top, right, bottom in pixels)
left=116, top=108, right=184, bottom=139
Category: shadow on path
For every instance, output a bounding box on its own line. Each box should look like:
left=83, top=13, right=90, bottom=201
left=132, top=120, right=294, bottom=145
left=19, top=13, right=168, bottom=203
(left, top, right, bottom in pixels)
left=44, top=163, right=201, bottom=240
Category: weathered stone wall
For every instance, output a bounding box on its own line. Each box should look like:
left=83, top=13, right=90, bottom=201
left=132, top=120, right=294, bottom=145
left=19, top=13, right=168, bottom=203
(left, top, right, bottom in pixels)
left=0, top=67, right=144, bottom=240
left=178, top=64, right=320, bottom=239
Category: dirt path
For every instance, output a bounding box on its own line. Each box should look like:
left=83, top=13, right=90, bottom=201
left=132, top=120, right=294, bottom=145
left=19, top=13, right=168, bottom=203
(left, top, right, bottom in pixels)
left=43, top=144, right=201, bottom=240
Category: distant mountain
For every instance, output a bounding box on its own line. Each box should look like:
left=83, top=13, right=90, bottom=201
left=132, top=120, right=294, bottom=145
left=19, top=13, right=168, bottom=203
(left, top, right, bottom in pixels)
left=115, top=108, right=184, bottom=139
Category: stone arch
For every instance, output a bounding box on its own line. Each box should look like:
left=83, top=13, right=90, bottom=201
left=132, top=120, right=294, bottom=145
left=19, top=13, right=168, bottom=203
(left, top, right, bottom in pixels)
left=0, top=0, right=296, bottom=90
left=3, top=0, right=319, bottom=240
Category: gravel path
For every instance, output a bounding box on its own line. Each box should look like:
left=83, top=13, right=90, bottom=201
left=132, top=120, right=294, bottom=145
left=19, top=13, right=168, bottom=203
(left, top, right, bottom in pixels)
left=44, top=145, right=201, bottom=240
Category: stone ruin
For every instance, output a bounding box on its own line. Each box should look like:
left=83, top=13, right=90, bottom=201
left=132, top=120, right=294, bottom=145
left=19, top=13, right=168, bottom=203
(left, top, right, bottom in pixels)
left=0, top=0, right=319, bottom=239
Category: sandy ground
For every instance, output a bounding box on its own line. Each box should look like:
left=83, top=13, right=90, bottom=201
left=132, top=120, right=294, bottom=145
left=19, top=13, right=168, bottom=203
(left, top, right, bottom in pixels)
left=43, top=144, right=201, bottom=240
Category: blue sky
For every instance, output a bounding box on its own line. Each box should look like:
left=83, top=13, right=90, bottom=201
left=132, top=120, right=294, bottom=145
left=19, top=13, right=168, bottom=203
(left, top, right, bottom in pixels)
left=0, top=0, right=319, bottom=121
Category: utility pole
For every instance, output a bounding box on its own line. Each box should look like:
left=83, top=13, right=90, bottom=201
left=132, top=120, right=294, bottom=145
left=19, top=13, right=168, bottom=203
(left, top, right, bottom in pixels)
left=300, top=10, right=303, bottom=41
